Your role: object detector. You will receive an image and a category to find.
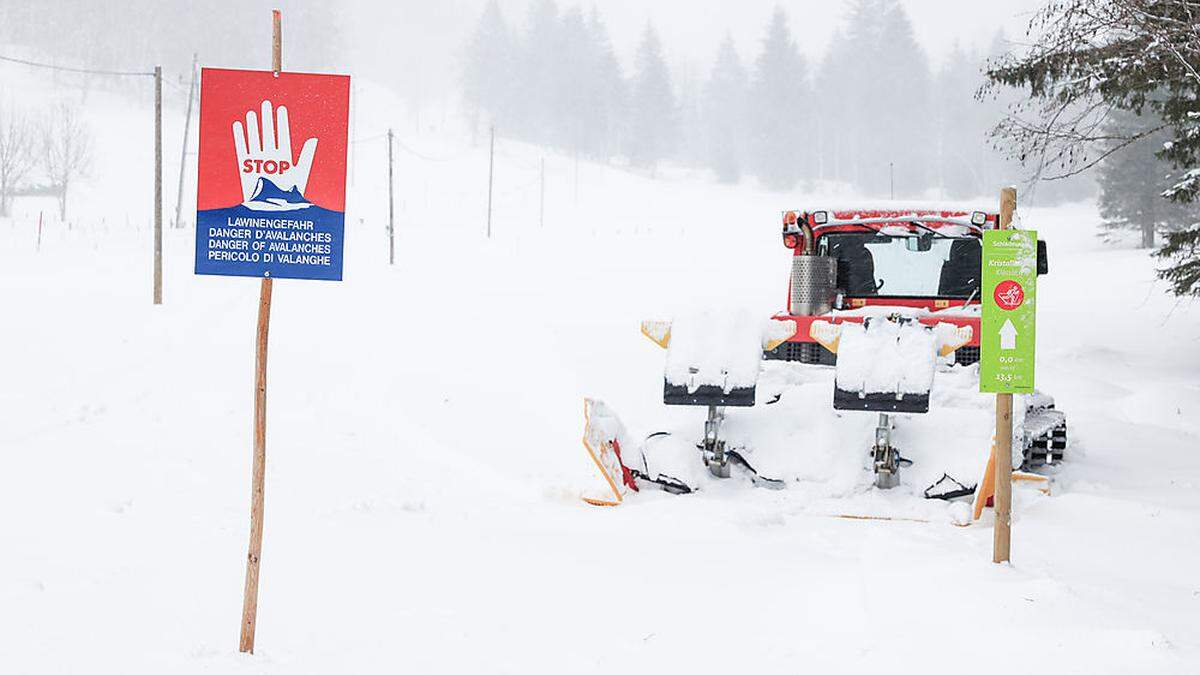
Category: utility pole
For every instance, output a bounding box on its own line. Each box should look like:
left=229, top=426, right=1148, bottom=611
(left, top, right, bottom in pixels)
left=486, top=125, right=494, bottom=238
left=350, top=82, right=357, bottom=187
left=539, top=157, right=545, bottom=229
left=889, top=162, right=894, bottom=200
left=239, top=9, right=280, bottom=655
left=153, top=65, right=163, bottom=305
left=174, top=53, right=198, bottom=229
left=387, top=127, right=395, bottom=265
left=993, top=186, right=1017, bottom=564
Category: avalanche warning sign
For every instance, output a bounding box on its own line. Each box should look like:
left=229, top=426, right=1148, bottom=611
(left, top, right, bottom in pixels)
left=980, top=229, right=1037, bottom=394
left=195, top=68, right=350, bottom=281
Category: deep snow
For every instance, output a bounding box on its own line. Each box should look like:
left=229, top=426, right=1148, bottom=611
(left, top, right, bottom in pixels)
left=2, top=72, right=1200, bottom=674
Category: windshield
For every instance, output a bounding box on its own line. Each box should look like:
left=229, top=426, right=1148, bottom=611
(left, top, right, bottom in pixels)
left=819, top=232, right=981, bottom=298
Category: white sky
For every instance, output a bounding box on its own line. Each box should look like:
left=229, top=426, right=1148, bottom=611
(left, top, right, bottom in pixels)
left=592, top=0, right=1044, bottom=68
left=346, top=0, right=1047, bottom=97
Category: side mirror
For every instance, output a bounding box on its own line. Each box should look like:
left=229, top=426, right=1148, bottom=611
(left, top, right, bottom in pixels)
left=1037, top=240, right=1049, bottom=275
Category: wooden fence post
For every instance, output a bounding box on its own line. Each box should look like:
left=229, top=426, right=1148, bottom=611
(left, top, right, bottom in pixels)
left=153, top=65, right=162, bottom=305
left=388, top=127, right=395, bottom=265
left=486, top=125, right=494, bottom=238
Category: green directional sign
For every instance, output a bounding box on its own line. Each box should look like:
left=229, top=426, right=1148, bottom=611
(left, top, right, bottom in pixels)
left=980, top=229, right=1037, bottom=393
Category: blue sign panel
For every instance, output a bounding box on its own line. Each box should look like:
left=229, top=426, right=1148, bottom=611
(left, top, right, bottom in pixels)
left=196, top=200, right=345, bottom=281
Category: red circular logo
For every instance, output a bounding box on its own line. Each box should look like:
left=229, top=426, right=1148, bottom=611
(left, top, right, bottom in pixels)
left=993, top=280, right=1024, bottom=310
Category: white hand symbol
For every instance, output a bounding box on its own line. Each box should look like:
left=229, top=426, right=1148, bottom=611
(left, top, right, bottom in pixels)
left=232, top=100, right=317, bottom=203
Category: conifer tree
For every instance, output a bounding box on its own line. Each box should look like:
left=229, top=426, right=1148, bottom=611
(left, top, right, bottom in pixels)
left=518, top=0, right=565, bottom=145
left=704, top=34, right=748, bottom=183
left=869, top=0, right=933, bottom=196
left=748, top=7, right=810, bottom=190
left=1098, top=108, right=1196, bottom=248
left=627, top=23, right=678, bottom=170
left=583, top=8, right=626, bottom=159
left=463, top=1, right=515, bottom=138
left=984, top=0, right=1200, bottom=294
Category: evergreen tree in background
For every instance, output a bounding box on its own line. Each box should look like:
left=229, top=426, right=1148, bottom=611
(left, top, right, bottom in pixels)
left=973, top=32, right=1026, bottom=197
left=814, top=27, right=861, bottom=185
left=465, top=1, right=624, bottom=157
left=984, top=0, right=1200, bottom=295
left=463, top=0, right=515, bottom=139
left=517, top=0, right=566, bottom=145
left=674, top=65, right=706, bottom=169
left=583, top=9, right=627, bottom=159
left=547, top=6, right=628, bottom=158
left=558, top=6, right=593, bottom=152
left=455, top=1, right=1100, bottom=208
left=1098, top=108, right=1196, bottom=248
left=816, top=1, right=889, bottom=190
left=934, top=38, right=1024, bottom=199
left=829, top=0, right=933, bottom=197
left=704, top=34, right=748, bottom=183
left=934, top=41, right=985, bottom=198
left=978, top=31, right=1094, bottom=205
left=627, top=23, right=677, bottom=170
left=748, top=7, right=810, bottom=190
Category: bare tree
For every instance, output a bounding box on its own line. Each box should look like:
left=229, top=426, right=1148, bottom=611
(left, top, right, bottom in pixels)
left=983, top=0, right=1200, bottom=187
left=983, top=0, right=1200, bottom=296
left=0, top=101, right=35, bottom=218
left=40, top=103, right=91, bottom=221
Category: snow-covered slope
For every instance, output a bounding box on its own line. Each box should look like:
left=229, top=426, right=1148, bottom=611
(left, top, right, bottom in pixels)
left=2, top=75, right=1199, bottom=674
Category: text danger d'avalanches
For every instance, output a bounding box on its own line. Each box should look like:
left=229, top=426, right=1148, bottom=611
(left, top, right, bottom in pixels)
left=206, top=217, right=334, bottom=266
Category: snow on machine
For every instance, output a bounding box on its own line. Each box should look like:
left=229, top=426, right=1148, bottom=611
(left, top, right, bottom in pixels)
left=582, top=207, right=1067, bottom=505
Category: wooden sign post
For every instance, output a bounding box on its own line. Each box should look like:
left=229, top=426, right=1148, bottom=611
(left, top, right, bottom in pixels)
left=974, top=188, right=1040, bottom=562
left=992, top=187, right=1017, bottom=563
left=195, top=9, right=349, bottom=653
left=238, top=9, right=282, bottom=654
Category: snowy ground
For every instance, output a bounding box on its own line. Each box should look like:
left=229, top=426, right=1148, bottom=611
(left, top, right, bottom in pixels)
left=3, top=75, right=1200, bottom=673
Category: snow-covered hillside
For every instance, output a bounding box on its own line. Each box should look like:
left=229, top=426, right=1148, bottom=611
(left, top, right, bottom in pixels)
left=2, top=74, right=1199, bottom=674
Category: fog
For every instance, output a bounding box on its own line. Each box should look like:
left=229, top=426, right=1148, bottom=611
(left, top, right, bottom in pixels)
left=0, top=0, right=1090, bottom=201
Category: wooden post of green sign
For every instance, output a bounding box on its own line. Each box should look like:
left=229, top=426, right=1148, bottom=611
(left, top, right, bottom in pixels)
left=239, top=8, right=281, bottom=655
left=993, top=186, right=1017, bottom=564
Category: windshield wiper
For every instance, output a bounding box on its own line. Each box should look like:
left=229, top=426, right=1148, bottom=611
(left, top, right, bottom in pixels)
left=838, top=221, right=956, bottom=239
left=837, top=223, right=885, bottom=235
left=907, top=220, right=956, bottom=239
left=961, top=287, right=979, bottom=308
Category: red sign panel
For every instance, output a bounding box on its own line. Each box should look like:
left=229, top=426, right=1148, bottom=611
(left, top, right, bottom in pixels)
left=993, top=279, right=1025, bottom=311
left=195, top=68, right=350, bottom=280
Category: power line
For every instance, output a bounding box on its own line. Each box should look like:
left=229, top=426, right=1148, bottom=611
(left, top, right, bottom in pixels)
left=350, top=133, right=387, bottom=144
left=0, top=53, right=155, bottom=77
left=162, top=78, right=190, bottom=96
left=393, top=137, right=473, bottom=163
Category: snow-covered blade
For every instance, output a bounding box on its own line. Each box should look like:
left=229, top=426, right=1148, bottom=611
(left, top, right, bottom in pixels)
left=580, top=398, right=637, bottom=506
left=835, top=318, right=937, bottom=396
left=661, top=310, right=779, bottom=406
left=663, top=311, right=763, bottom=392
left=832, top=318, right=942, bottom=413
